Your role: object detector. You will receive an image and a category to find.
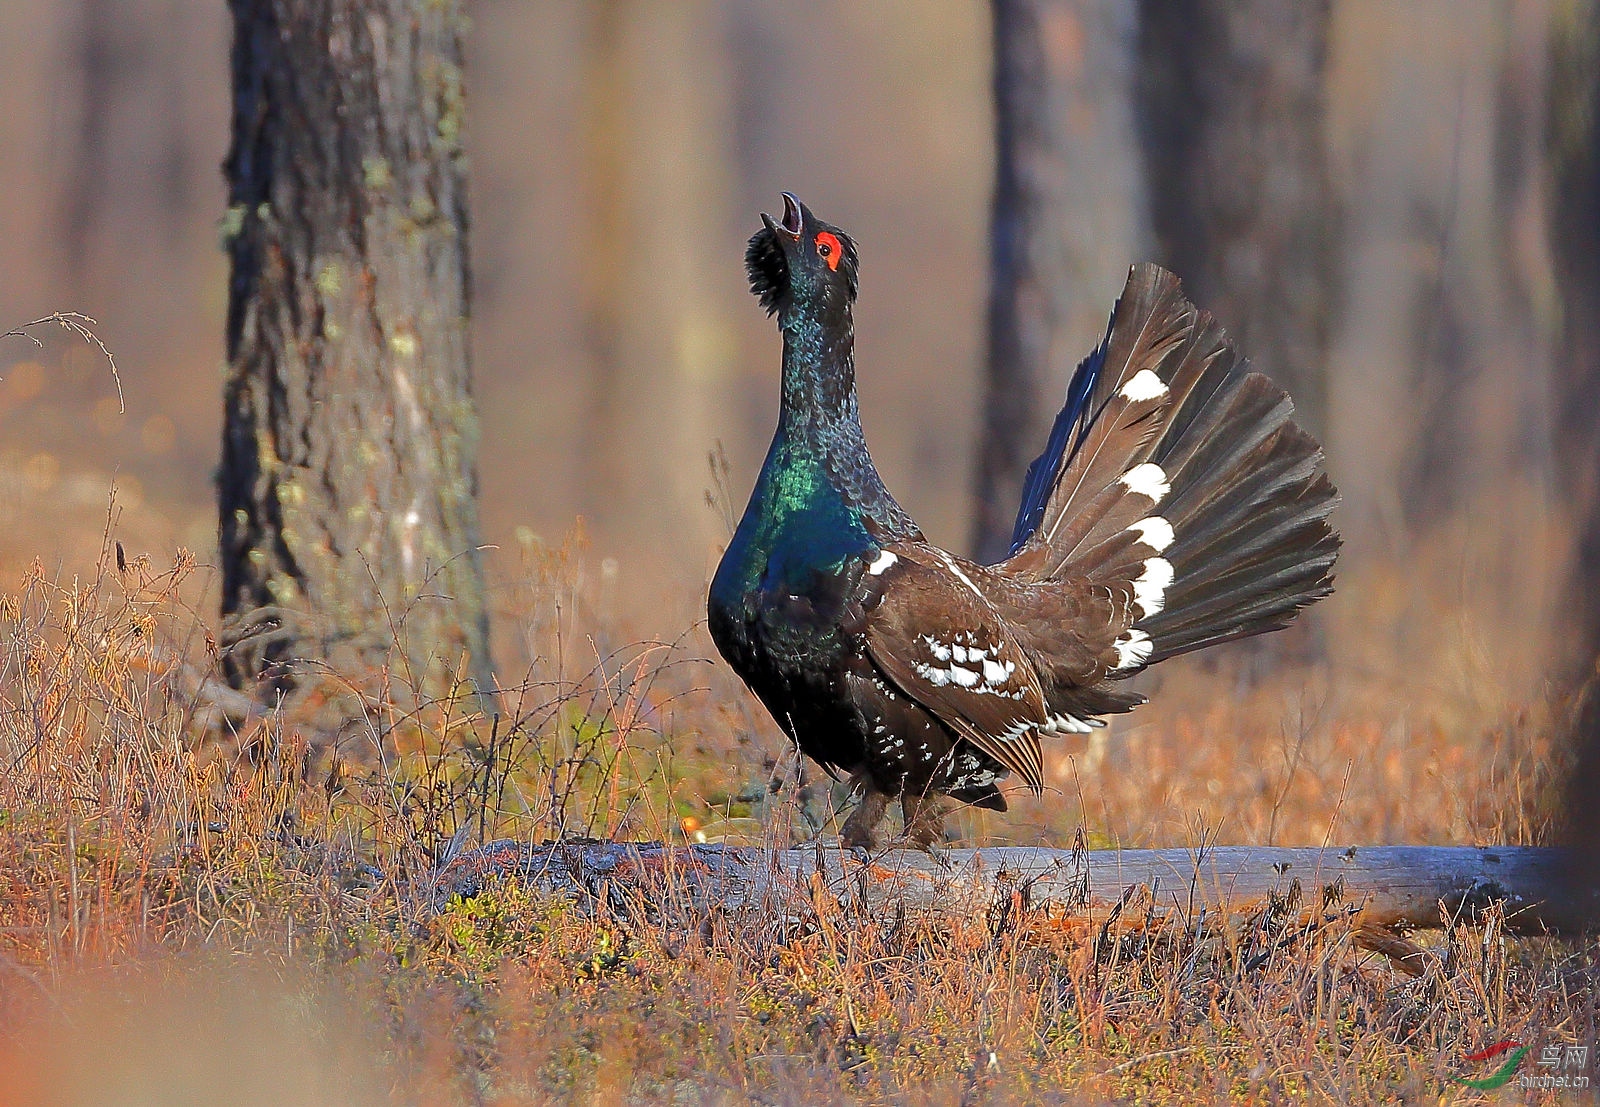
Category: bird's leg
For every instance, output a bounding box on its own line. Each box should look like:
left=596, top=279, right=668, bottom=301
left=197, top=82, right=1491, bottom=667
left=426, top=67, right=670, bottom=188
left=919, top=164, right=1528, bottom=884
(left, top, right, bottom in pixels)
left=899, top=789, right=949, bottom=854
left=839, top=774, right=891, bottom=850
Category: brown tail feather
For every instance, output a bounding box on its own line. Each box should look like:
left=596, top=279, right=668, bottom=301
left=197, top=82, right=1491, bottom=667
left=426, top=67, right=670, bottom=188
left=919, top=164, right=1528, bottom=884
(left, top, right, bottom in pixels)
left=1004, top=263, right=1339, bottom=671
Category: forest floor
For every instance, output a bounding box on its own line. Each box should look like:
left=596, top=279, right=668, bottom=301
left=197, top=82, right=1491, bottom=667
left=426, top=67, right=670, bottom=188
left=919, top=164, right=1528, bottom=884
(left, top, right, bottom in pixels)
left=0, top=535, right=1595, bottom=1105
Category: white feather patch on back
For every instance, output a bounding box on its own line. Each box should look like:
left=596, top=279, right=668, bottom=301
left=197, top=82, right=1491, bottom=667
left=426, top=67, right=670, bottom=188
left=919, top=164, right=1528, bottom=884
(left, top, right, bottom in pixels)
left=1125, top=516, right=1174, bottom=552
left=1118, top=368, right=1168, bottom=403
left=866, top=549, right=898, bottom=575
left=1118, top=462, right=1171, bottom=502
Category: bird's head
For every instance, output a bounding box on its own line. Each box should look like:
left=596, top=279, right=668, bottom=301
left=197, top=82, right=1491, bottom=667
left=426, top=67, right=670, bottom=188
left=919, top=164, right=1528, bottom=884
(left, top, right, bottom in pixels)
left=745, top=193, right=859, bottom=321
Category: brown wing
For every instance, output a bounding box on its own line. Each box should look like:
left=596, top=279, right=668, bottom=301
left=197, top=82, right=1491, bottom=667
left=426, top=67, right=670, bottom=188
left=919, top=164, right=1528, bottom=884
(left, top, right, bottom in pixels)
left=983, top=572, right=1153, bottom=687
left=860, top=544, right=1058, bottom=791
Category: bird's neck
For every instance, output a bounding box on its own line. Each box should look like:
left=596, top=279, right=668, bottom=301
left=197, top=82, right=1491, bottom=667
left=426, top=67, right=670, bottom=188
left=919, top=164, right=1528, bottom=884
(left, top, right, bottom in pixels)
left=764, top=307, right=916, bottom=539
left=777, top=309, right=863, bottom=448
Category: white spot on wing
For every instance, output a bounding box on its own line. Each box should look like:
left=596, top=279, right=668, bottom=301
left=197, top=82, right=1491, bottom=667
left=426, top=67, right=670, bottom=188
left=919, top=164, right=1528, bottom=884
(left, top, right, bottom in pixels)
left=1125, top=516, right=1174, bottom=552
left=1132, top=556, right=1174, bottom=618
left=937, top=550, right=988, bottom=603
left=913, top=647, right=1024, bottom=698
left=999, top=719, right=1035, bottom=743
left=947, top=665, right=980, bottom=687
left=1119, top=463, right=1171, bottom=502
left=866, top=549, right=898, bottom=575
left=1118, top=368, right=1168, bottom=403
left=981, top=658, right=1012, bottom=685
left=1040, top=714, right=1095, bottom=734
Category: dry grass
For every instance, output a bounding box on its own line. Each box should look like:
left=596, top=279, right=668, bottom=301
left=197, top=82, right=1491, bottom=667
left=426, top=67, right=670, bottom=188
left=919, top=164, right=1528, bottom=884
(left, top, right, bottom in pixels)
left=0, top=527, right=1594, bottom=1105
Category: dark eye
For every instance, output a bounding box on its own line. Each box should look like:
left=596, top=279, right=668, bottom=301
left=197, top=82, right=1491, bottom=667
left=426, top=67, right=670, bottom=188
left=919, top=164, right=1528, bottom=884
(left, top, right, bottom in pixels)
left=818, top=242, right=831, bottom=258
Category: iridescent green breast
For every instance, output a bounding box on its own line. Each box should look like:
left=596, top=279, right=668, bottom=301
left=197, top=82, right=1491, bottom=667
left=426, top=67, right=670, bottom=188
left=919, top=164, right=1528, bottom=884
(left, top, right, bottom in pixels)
left=709, top=435, right=872, bottom=617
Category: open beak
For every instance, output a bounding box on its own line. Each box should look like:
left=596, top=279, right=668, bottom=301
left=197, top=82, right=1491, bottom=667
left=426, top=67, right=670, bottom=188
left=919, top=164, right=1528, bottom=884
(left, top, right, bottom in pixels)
left=760, top=193, right=804, bottom=242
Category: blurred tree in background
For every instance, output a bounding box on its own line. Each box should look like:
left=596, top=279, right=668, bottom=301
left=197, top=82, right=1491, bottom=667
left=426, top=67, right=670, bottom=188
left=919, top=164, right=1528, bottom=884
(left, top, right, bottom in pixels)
left=1135, top=0, right=1337, bottom=439
left=1548, top=0, right=1600, bottom=907
left=1550, top=0, right=1600, bottom=673
left=973, top=0, right=1336, bottom=562
left=973, top=0, right=1147, bottom=563
left=218, top=0, right=493, bottom=713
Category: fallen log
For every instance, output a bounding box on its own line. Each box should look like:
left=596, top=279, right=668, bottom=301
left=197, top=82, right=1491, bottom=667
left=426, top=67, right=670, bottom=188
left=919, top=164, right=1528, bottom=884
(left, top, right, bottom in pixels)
left=436, top=840, right=1593, bottom=935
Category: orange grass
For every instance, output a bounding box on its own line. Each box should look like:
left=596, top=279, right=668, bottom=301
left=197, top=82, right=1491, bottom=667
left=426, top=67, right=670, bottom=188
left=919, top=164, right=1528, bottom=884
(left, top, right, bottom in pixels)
left=0, top=530, right=1594, bottom=1104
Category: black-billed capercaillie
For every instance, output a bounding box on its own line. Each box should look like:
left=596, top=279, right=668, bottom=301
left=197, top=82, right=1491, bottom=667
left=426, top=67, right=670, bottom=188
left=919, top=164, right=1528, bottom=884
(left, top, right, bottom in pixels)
left=708, top=194, right=1339, bottom=849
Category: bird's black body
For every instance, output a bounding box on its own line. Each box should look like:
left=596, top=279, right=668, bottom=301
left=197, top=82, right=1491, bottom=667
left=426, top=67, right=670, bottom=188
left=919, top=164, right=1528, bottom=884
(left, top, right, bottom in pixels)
left=707, top=197, right=1011, bottom=815
left=709, top=194, right=1340, bottom=848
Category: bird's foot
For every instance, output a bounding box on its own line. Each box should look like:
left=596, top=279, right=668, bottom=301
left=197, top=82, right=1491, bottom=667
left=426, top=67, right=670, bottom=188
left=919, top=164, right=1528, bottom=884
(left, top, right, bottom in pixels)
left=839, top=781, right=891, bottom=852
left=899, top=791, right=951, bottom=864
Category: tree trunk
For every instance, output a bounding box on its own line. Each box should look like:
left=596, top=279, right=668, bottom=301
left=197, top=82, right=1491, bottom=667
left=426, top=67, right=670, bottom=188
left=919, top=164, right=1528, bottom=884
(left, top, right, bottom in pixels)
left=972, top=0, right=1148, bottom=564
left=438, top=840, right=1594, bottom=935
left=1134, top=0, right=1336, bottom=440
left=219, top=0, right=493, bottom=714
left=576, top=0, right=628, bottom=516
left=1548, top=0, right=1600, bottom=906
left=61, top=0, right=118, bottom=286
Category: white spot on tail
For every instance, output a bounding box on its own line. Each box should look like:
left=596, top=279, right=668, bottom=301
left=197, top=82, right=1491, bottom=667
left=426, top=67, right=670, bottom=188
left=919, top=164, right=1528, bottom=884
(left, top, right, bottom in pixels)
left=921, top=635, right=951, bottom=661
left=1113, top=628, right=1154, bottom=671
left=866, top=549, right=898, bottom=575
left=1132, top=557, right=1174, bottom=618
left=1125, top=516, right=1174, bottom=552
left=1118, top=368, right=1168, bottom=403
left=1119, top=463, right=1171, bottom=502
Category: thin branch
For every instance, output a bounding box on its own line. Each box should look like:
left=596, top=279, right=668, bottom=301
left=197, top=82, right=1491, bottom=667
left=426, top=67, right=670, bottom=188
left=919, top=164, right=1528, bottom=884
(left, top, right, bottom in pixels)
left=2, top=312, right=124, bottom=412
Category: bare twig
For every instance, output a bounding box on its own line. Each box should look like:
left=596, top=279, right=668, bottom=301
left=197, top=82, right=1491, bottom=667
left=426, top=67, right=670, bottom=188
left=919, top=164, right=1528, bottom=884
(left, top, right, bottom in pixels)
left=2, top=311, right=124, bottom=411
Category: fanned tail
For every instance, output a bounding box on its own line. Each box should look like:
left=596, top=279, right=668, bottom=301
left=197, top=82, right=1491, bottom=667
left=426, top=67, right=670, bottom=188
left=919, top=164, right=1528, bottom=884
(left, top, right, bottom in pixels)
left=1001, top=263, right=1339, bottom=669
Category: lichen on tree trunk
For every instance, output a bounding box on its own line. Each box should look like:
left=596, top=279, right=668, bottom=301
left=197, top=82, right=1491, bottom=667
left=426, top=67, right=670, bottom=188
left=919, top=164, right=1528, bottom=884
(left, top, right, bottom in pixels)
left=219, top=0, right=493, bottom=714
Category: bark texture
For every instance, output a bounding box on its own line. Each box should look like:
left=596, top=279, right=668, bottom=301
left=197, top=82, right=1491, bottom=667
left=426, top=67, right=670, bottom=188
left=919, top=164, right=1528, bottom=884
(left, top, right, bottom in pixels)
left=220, top=0, right=492, bottom=710
left=972, top=0, right=1147, bottom=563
left=1135, top=0, right=1336, bottom=438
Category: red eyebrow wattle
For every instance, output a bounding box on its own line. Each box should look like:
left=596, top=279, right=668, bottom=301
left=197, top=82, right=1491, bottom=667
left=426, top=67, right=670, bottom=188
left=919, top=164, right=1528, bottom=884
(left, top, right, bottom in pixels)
left=815, top=232, right=842, bottom=271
